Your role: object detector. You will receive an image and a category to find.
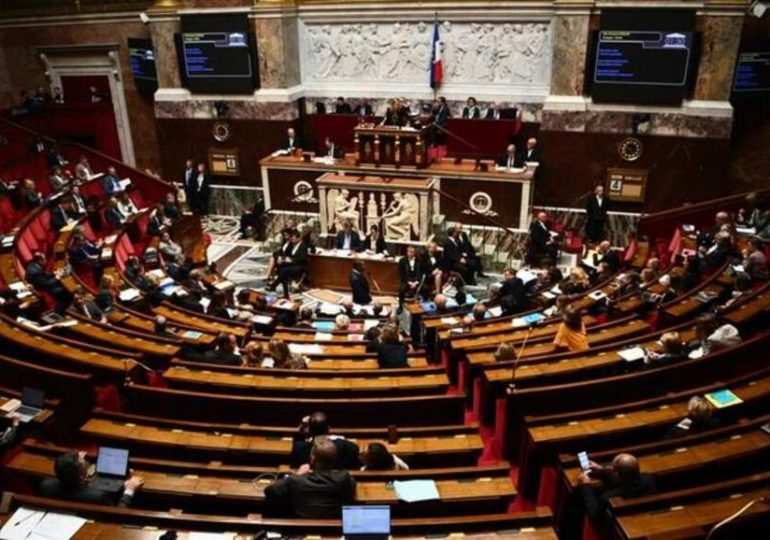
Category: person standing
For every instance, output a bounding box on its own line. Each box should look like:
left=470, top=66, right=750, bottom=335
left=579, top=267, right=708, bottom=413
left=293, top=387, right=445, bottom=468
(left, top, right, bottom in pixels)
left=192, top=162, right=211, bottom=215
left=585, top=184, right=609, bottom=243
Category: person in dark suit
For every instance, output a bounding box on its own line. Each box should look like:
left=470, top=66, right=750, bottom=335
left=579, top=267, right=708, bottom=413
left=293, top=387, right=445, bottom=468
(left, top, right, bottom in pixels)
left=578, top=453, right=656, bottom=522
left=268, top=229, right=308, bottom=298
left=71, top=288, right=106, bottom=322
left=0, top=414, right=21, bottom=454
left=663, top=396, right=722, bottom=439
left=25, top=252, right=72, bottom=313
left=496, top=144, right=521, bottom=169
left=268, top=436, right=356, bottom=518
left=585, top=184, right=609, bottom=242
left=282, top=127, right=301, bottom=153
left=202, top=333, right=242, bottom=366
left=398, top=245, right=425, bottom=305
left=70, top=185, right=88, bottom=216
left=349, top=259, right=372, bottom=305
left=322, top=137, right=343, bottom=159
left=102, top=166, right=122, bottom=197
left=38, top=450, right=144, bottom=507
left=181, top=158, right=195, bottom=208
left=369, top=323, right=409, bottom=369
left=334, top=97, right=352, bottom=114
left=334, top=220, right=361, bottom=251
left=354, top=98, right=373, bottom=116
left=703, top=232, right=735, bottom=270
left=51, top=200, right=74, bottom=231
left=123, top=256, right=151, bottom=291
left=593, top=241, right=620, bottom=274
left=360, top=224, right=386, bottom=254
left=45, top=145, right=67, bottom=168
left=529, top=211, right=558, bottom=265
left=153, top=315, right=177, bottom=339
left=146, top=204, right=164, bottom=237
left=68, top=233, right=103, bottom=282
left=20, top=178, right=42, bottom=209
left=443, top=227, right=474, bottom=285
left=462, top=97, right=481, bottom=119
left=454, top=222, right=485, bottom=278
left=381, top=99, right=411, bottom=127
left=240, top=196, right=265, bottom=238
left=432, top=96, right=450, bottom=127
left=192, top=162, right=211, bottom=215
left=420, top=240, right=445, bottom=295
left=289, top=412, right=361, bottom=470
left=104, top=198, right=125, bottom=229
left=518, top=137, right=542, bottom=164
left=163, top=192, right=181, bottom=221
left=498, top=268, right=526, bottom=312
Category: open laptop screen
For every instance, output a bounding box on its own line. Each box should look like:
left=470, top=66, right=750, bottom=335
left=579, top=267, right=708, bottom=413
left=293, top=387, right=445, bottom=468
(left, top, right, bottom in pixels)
left=342, top=505, right=391, bottom=534
left=95, top=447, right=129, bottom=477
left=21, top=387, right=45, bottom=408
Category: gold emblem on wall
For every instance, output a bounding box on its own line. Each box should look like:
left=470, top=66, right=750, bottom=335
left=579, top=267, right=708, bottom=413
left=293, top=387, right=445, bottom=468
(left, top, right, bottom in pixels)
left=618, top=137, right=643, bottom=162
left=212, top=122, right=231, bottom=143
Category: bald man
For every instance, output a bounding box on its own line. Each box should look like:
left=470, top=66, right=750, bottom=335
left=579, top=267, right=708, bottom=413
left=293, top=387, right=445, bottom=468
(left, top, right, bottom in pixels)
left=528, top=211, right=558, bottom=264
left=519, top=137, right=542, bottom=164
left=496, top=144, right=520, bottom=169
left=578, top=453, right=656, bottom=522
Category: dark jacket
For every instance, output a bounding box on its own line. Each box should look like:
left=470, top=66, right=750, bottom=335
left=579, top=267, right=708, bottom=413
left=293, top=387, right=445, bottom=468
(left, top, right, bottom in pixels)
left=350, top=269, right=371, bottom=305
left=38, top=478, right=133, bottom=507
left=499, top=277, right=526, bottom=309
left=102, top=174, right=122, bottom=196
left=399, top=256, right=425, bottom=287
left=361, top=234, right=386, bottom=254
left=290, top=436, right=361, bottom=470
left=579, top=469, right=656, bottom=521
left=51, top=205, right=71, bottom=231
left=25, top=261, right=60, bottom=292
left=265, top=469, right=355, bottom=519
left=355, top=103, right=373, bottom=116
left=105, top=207, right=124, bottom=229
left=420, top=250, right=444, bottom=274
left=370, top=338, right=409, bottom=369
left=74, top=300, right=105, bottom=321
left=202, top=349, right=241, bottom=366
left=334, top=230, right=361, bottom=251
left=283, top=137, right=302, bottom=152
left=496, top=153, right=521, bottom=168
left=529, top=219, right=551, bottom=254
left=462, top=106, right=481, bottom=119
left=518, top=146, right=542, bottom=164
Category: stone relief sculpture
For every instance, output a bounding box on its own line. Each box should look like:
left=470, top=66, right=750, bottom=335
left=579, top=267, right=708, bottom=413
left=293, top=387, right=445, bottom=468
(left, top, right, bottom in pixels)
left=302, top=21, right=551, bottom=86
left=327, top=188, right=360, bottom=232
left=382, top=192, right=419, bottom=242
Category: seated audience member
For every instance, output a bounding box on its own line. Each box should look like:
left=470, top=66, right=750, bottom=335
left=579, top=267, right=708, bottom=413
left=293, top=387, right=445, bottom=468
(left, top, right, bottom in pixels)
left=544, top=294, right=571, bottom=318
left=485, top=102, right=503, bottom=120
left=102, top=166, right=122, bottom=196
left=420, top=240, right=444, bottom=294
left=34, top=85, right=51, bottom=103
left=743, top=237, right=768, bottom=281
left=362, top=224, right=386, bottom=254
left=578, top=453, right=656, bottom=522
left=268, top=229, right=308, bottom=298
left=46, top=145, right=67, bottom=168
left=664, top=396, right=722, bottom=439
left=266, top=437, right=355, bottom=518
left=498, top=268, right=526, bottom=311
left=334, top=313, right=350, bottom=331
left=124, top=256, right=151, bottom=291
left=369, top=324, right=408, bottom=369
left=20, top=178, right=42, bottom=208
left=334, top=96, right=352, bottom=114
left=146, top=204, right=164, bottom=237
left=74, top=155, right=94, bottom=182
left=644, top=258, right=661, bottom=281
left=433, top=293, right=449, bottom=313
left=398, top=244, right=424, bottom=306
left=158, top=231, right=184, bottom=265
left=360, top=442, right=409, bottom=471
left=117, top=191, right=138, bottom=218
left=163, top=192, right=181, bottom=221
left=71, top=288, right=106, bottom=323
left=52, top=200, right=75, bottom=231
left=202, top=333, right=241, bottom=366
left=291, top=413, right=361, bottom=470
left=153, top=315, right=175, bottom=339
left=104, top=198, right=125, bottom=229
left=49, top=166, right=70, bottom=192
left=643, top=331, right=684, bottom=367
left=25, top=252, right=72, bottom=312
left=441, top=272, right=467, bottom=306
left=496, top=143, right=520, bottom=169
left=335, top=220, right=361, bottom=251
left=95, top=275, right=118, bottom=312
left=70, top=185, right=88, bottom=216
left=206, top=291, right=231, bottom=320
left=39, top=450, right=144, bottom=507
left=462, top=96, right=481, bottom=119
left=349, top=259, right=372, bottom=305
left=530, top=259, right=564, bottom=295
left=693, top=313, right=741, bottom=354
left=553, top=307, right=589, bottom=352
left=562, top=267, right=590, bottom=295
left=295, top=307, right=315, bottom=329
left=381, top=98, right=411, bottom=127
left=0, top=414, right=21, bottom=454
left=302, top=228, right=318, bottom=255
left=68, top=232, right=103, bottom=280
left=519, top=137, right=542, bottom=164
left=240, top=341, right=264, bottom=368
left=354, top=98, right=373, bottom=116
left=719, top=272, right=752, bottom=311
left=364, top=326, right=382, bottom=352
left=322, top=136, right=342, bottom=159
left=493, top=342, right=516, bottom=362
left=239, top=196, right=265, bottom=238
left=268, top=338, right=307, bottom=370
left=283, top=127, right=301, bottom=152
left=529, top=211, right=558, bottom=264
left=464, top=302, right=487, bottom=325
left=702, top=231, right=735, bottom=269
left=593, top=241, right=620, bottom=274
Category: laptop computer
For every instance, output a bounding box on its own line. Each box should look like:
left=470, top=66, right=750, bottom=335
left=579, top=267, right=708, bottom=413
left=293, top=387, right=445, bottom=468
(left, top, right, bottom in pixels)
left=342, top=505, right=391, bottom=540
left=13, top=387, right=45, bottom=423
left=88, top=446, right=130, bottom=494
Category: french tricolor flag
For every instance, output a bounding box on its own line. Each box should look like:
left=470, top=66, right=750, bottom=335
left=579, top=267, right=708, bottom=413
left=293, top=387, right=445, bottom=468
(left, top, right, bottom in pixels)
left=430, top=22, right=443, bottom=89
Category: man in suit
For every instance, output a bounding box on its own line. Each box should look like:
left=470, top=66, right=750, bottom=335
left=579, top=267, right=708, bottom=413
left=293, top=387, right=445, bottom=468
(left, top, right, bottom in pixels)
left=578, top=453, right=656, bottom=523
left=485, top=102, right=505, bottom=120
left=454, top=222, right=485, bottom=279
left=71, top=288, right=106, bottom=323
left=25, top=252, right=72, bottom=313
left=192, top=162, right=211, bottom=215
left=147, top=204, right=164, bottom=237
left=267, top=436, right=356, bottom=518
left=102, top=166, right=122, bottom=196
left=283, top=127, right=301, bottom=153
left=323, top=137, right=343, bottom=159
left=269, top=229, right=308, bottom=298
left=529, top=211, right=558, bottom=264
left=420, top=240, right=445, bottom=295
left=382, top=99, right=411, bottom=127
left=443, top=226, right=475, bottom=285
left=585, top=184, right=608, bottom=243
left=182, top=158, right=195, bottom=209
left=49, top=166, right=70, bottom=192
left=349, top=259, right=372, bottom=305
left=496, top=144, right=520, bottom=169
left=52, top=200, right=74, bottom=231
left=432, top=96, right=451, bottom=127
left=289, top=412, right=361, bottom=470
left=334, top=96, right=352, bottom=114
left=498, top=268, right=526, bottom=311
left=38, top=450, right=144, bottom=507
left=593, top=240, right=620, bottom=274
left=398, top=244, right=425, bottom=305
left=361, top=224, right=386, bottom=254
left=354, top=98, right=373, bottom=116
left=163, top=192, right=181, bottom=221
left=334, top=220, right=361, bottom=251
left=462, top=97, right=481, bottom=119
left=518, top=137, right=542, bottom=164
left=239, top=196, right=265, bottom=239
left=69, top=233, right=104, bottom=283
left=202, top=333, right=242, bottom=366
left=46, top=145, right=67, bottom=168
left=104, top=198, right=125, bottom=229
left=124, top=256, right=151, bottom=291
left=70, top=185, right=88, bottom=216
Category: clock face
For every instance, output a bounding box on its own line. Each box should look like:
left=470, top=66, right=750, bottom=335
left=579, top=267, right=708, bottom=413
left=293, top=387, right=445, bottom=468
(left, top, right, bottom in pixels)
left=619, top=137, right=643, bottom=162
left=212, top=122, right=231, bottom=143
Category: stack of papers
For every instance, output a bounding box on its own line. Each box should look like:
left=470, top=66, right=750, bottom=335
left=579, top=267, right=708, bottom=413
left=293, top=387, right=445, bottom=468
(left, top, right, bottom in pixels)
left=250, top=315, right=274, bottom=325
left=182, top=330, right=203, bottom=339
left=118, top=288, right=141, bottom=302
left=0, top=507, right=87, bottom=540
left=393, top=479, right=440, bottom=503
left=589, top=290, right=607, bottom=301
left=288, top=343, right=323, bottom=355
left=314, top=332, right=333, bottom=341
left=517, top=270, right=537, bottom=285
left=618, top=347, right=646, bottom=362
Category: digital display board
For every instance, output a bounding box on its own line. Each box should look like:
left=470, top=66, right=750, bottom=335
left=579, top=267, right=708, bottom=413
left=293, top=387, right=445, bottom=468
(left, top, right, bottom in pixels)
left=733, top=39, right=770, bottom=94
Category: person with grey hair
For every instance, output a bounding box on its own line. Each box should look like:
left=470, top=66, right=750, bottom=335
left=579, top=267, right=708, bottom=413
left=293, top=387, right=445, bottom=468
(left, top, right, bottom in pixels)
left=578, top=453, right=656, bottom=522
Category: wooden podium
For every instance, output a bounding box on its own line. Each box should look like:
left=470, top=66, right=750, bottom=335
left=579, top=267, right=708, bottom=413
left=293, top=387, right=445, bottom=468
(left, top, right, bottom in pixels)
left=354, top=124, right=428, bottom=168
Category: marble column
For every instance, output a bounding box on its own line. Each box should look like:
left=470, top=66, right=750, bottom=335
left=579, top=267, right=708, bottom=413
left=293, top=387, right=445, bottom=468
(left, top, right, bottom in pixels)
left=148, top=15, right=182, bottom=89
left=693, top=13, right=745, bottom=102
left=550, top=1, right=592, bottom=97
left=253, top=5, right=301, bottom=89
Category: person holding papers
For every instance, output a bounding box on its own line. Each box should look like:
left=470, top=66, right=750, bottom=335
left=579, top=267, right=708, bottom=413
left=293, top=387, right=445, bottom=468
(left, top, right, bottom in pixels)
left=349, top=259, right=372, bottom=305
left=643, top=331, right=685, bottom=367
left=664, top=396, right=722, bottom=439
left=71, top=288, right=106, bottom=323
left=70, top=185, right=88, bottom=216
left=334, top=220, right=361, bottom=251
left=102, top=166, right=122, bottom=196
left=49, top=166, right=71, bottom=192
left=104, top=198, right=125, bottom=229
left=553, top=307, right=589, bottom=352
left=117, top=192, right=138, bottom=219
left=496, top=144, right=521, bottom=170
left=323, top=136, right=343, bottom=160
left=74, top=155, right=94, bottom=182
left=68, top=232, right=104, bottom=283
left=266, top=436, right=356, bottom=518
left=398, top=244, right=425, bottom=306
left=51, top=200, right=74, bottom=231
left=25, top=252, right=72, bottom=313
left=38, top=450, right=144, bottom=506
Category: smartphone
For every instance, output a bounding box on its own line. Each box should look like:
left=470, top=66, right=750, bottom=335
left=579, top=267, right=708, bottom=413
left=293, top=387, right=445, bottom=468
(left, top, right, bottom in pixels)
left=577, top=451, right=591, bottom=472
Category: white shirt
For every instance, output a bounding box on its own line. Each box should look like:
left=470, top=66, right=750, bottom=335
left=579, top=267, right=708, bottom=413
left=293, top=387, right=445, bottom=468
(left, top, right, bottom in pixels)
left=197, top=173, right=204, bottom=189
left=342, top=232, right=351, bottom=250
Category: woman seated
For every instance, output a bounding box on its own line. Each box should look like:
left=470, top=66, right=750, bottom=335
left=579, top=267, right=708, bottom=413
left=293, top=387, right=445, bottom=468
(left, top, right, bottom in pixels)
left=561, top=267, right=590, bottom=295
left=552, top=307, right=589, bottom=352
left=95, top=275, right=119, bottom=312
left=334, top=313, right=350, bottom=331
left=267, top=338, right=307, bottom=370
left=664, top=396, right=722, bottom=439
left=206, top=290, right=231, bottom=319
left=369, top=324, right=408, bottom=369
left=643, top=331, right=685, bottom=367
left=360, top=442, right=409, bottom=471
left=241, top=342, right=264, bottom=368
left=117, top=191, right=139, bottom=218
left=743, top=237, right=768, bottom=281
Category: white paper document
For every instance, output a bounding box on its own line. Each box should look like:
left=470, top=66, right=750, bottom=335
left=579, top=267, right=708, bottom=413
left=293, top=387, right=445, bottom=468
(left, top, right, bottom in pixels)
left=288, top=343, right=323, bottom=355
left=618, top=347, right=646, bottom=362
left=0, top=507, right=45, bottom=540
left=28, top=512, right=86, bottom=540
left=393, top=479, right=440, bottom=503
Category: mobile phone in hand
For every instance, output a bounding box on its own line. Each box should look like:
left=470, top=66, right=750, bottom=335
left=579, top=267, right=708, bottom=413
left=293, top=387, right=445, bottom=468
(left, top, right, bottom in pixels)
left=578, top=451, right=591, bottom=472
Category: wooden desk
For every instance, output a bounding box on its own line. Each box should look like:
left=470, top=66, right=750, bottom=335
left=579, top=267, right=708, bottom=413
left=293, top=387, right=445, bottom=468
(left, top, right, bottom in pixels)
left=307, top=251, right=400, bottom=294
left=354, top=124, right=429, bottom=168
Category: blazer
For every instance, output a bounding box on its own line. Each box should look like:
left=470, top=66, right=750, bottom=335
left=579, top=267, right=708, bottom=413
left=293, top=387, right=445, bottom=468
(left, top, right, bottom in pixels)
left=335, top=103, right=352, bottom=114
left=586, top=196, right=608, bottom=223
left=518, top=146, right=542, bottom=164
left=102, top=174, right=122, bottom=196
left=399, top=256, right=425, bottom=286
left=290, top=436, right=361, bottom=470
left=361, top=234, right=386, bottom=254
left=496, top=153, right=522, bottom=168
left=193, top=174, right=211, bottom=199
left=499, top=277, right=526, bottom=309
left=202, top=349, right=242, bottom=366
left=529, top=220, right=551, bottom=252
left=334, top=230, right=361, bottom=251
left=25, top=262, right=60, bottom=292
left=462, top=106, right=481, bottom=119
left=420, top=250, right=445, bottom=273
left=163, top=202, right=181, bottom=221
left=283, top=137, right=301, bottom=152
left=147, top=214, right=163, bottom=236
left=281, top=241, right=308, bottom=267
left=75, top=300, right=105, bottom=321
left=370, top=339, right=409, bottom=369
left=354, top=103, right=373, bottom=116
left=68, top=241, right=100, bottom=265
left=457, top=232, right=477, bottom=258
left=349, top=270, right=372, bottom=305
left=579, top=471, right=656, bottom=521
left=442, top=237, right=464, bottom=269
left=38, top=478, right=133, bottom=507
left=52, top=206, right=71, bottom=231
left=433, top=105, right=450, bottom=126
left=105, top=207, right=124, bottom=229
left=265, top=469, right=356, bottom=519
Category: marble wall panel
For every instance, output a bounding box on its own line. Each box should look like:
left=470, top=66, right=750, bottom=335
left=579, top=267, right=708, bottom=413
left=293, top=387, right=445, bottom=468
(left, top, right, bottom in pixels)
left=550, top=14, right=589, bottom=96
left=694, top=15, right=744, bottom=102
